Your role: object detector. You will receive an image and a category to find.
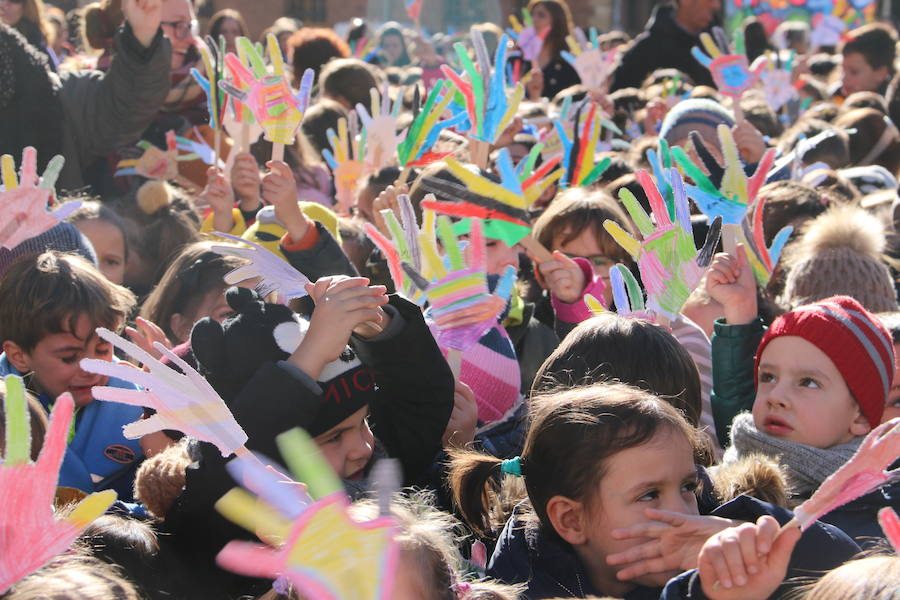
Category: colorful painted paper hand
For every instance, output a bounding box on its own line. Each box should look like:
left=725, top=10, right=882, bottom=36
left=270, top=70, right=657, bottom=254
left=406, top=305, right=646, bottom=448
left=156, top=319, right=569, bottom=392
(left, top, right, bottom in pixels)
left=738, top=190, right=793, bottom=287
left=603, top=169, right=722, bottom=320
left=356, top=85, right=405, bottom=173
left=210, top=232, right=312, bottom=302
left=507, top=8, right=545, bottom=62
left=364, top=194, right=433, bottom=303
left=750, top=50, right=798, bottom=111
left=810, top=14, right=847, bottom=48
left=116, top=131, right=185, bottom=179
left=585, top=264, right=651, bottom=321
left=513, top=143, right=563, bottom=207
left=80, top=328, right=249, bottom=457
left=404, top=0, right=422, bottom=20
left=790, top=418, right=900, bottom=531
left=562, top=27, right=617, bottom=93
left=215, top=427, right=399, bottom=600
left=0, top=147, right=77, bottom=250
left=191, top=35, right=228, bottom=131
left=221, top=36, right=265, bottom=151
left=175, top=128, right=226, bottom=168
left=691, top=27, right=764, bottom=108
left=555, top=102, right=613, bottom=189
left=218, top=35, right=315, bottom=145
left=402, top=217, right=516, bottom=351
left=0, top=377, right=116, bottom=594
left=321, top=115, right=364, bottom=215
left=396, top=82, right=466, bottom=168
left=878, top=507, right=900, bottom=553
left=441, top=28, right=524, bottom=144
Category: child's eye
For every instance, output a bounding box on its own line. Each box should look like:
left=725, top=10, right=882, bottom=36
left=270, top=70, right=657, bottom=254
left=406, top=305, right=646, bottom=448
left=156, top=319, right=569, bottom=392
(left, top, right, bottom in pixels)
left=682, top=479, right=700, bottom=494
left=759, top=371, right=776, bottom=383
left=60, top=355, right=79, bottom=364
left=322, top=431, right=342, bottom=445
left=799, top=377, right=820, bottom=389
left=637, top=489, right=659, bottom=502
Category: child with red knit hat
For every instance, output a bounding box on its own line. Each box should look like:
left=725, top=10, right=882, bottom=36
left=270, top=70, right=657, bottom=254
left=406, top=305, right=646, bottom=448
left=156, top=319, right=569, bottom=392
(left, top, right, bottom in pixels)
left=706, top=246, right=898, bottom=545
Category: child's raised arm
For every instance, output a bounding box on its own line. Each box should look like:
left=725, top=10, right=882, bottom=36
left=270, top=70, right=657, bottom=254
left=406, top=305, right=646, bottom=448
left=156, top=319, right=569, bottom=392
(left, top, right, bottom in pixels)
left=705, top=247, right=757, bottom=326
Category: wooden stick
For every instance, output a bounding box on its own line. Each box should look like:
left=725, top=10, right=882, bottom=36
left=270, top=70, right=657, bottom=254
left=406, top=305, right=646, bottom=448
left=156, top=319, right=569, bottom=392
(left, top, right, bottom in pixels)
left=213, top=127, right=222, bottom=169
left=240, top=123, right=250, bottom=154
left=518, top=233, right=554, bottom=264
left=395, top=165, right=411, bottom=187
left=447, top=348, right=462, bottom=379
left=723, top=224, right=738, bottom=255
left=272, top=143, right=285, bottom=163
left=468, top=139, right=491, bottom=170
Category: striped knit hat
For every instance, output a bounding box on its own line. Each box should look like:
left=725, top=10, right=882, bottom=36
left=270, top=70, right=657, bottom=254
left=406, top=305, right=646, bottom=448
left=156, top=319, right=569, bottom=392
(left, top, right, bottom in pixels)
left=755, top=296, right=895, bottom=427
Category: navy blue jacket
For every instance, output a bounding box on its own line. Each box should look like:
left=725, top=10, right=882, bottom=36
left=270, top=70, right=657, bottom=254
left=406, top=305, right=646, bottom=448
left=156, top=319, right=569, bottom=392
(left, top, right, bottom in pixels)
left=489, top=495, right=859, bottom=599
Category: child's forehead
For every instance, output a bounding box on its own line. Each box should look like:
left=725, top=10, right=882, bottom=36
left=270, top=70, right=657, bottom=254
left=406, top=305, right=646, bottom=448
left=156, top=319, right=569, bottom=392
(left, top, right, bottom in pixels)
left=44, top=313, right=109, bottom=343
left=759, top=335, right=837, bottom=371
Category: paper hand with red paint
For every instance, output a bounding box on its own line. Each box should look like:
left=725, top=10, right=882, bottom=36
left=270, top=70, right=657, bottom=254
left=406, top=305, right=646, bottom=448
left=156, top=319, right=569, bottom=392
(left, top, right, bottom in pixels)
left=215, top=428, right=400, bottom=600
left=80, top=328, right=249, bottom=457
left=0, top=147, right=77, bottom=250
left=792, top=418, right=900, bottom=530
left=603, top=169, right=721, bottom=321
left=0, top=376, right=116, bottom=594
left=321, top=116, right=364, bottom=216
left=403, top=217, right=516, bottom=351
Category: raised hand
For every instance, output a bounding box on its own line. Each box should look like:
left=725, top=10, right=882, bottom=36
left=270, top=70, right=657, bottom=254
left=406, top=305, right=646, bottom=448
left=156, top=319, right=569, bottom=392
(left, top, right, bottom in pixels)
left=215, top=428, right=399, bottom=600
left=0, top=376, right=116, bottom=594
left=554, top=102, right=614, bottom=189
left=202, top=166, right=236, bottom=232
left=0, top=147, right=76, bottom=250
left=603, top=169, right=722, bottom=321
left=705, top=246, right=758, bottom=325
left=125, top=316, right=174, bottom=363
left=356, top=85, right=406, bottom=173
left=539, top=251, right=586, bottom=304
left=122, top=0, right=162, bottom=49
left=403, top=217, right=516, bottom=351
left=507, top=8, right=545, bottom=62
left=321, top=116, right=364, bottom=216
left=607, top=508, right=738, bottom=580
left=210, top=232, right=312, bottom=302
left=79, top=328, right=249, bottom=457
left=561, top=27, right=617, bottom=93
left=396, top=81, right=466, bottom=168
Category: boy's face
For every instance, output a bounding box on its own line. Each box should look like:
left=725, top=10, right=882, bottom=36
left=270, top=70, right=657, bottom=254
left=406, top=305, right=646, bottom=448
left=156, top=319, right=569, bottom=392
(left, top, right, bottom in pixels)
left=3, top=314, right=112, bottom=407
left=313, top=406, right=375, bottom=480
left=841, top=51, right=889, bottom=95
left=884, top=342, right=900, bottom=424
left=753, top=336, right=871, bottom=448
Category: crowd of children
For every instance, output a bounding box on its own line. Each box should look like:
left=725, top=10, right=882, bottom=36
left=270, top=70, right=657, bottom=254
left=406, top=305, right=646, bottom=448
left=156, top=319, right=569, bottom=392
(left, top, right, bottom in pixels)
left=1, top=0, right=900, bottom=598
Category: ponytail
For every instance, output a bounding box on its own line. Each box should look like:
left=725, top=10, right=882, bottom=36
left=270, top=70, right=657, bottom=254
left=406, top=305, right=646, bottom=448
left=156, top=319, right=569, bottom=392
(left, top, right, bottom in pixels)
left=448, top=450, right=507, bottom=537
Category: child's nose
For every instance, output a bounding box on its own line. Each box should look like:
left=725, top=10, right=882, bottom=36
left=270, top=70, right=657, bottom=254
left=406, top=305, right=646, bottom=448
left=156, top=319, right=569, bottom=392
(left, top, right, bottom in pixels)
left=765, top=383, right=790, bottom=409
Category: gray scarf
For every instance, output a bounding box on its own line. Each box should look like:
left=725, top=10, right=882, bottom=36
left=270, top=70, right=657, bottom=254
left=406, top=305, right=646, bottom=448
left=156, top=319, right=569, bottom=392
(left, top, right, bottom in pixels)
left=724, top=413, right=862, bottom=496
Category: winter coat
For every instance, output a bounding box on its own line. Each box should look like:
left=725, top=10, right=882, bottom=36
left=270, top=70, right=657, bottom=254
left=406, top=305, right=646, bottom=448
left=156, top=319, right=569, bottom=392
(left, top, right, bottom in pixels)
left=710, top=318, right=764, bottom=446
left=609, top=3, right=716, bottom=92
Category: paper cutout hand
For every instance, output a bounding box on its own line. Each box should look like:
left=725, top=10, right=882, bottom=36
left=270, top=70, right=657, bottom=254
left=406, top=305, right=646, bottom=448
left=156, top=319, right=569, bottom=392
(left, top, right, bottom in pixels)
left=364, top=194, right=433, bottom=303
left=404, top=0, right=421, bottom=20
left=115, top=132, right=179, bottom=179
left=356, top=85, right=405, bottom=172
left=396, top=81, right=466, bottom=167
left=210, top=232, right=312, bottom=301
left=603, top=169, right=722, bottom=320
left=561, top=28, right=616, bottom=93
left=440, top=28, right=523, bottom=143
left=554, top=102, right=613, bottom=188
left=191, top=35, right=228, bottom=130
left=80, top=328, right=249, bottom=457
left=403, top=217, right=516, bottom=351
left=739, top=190, right=793, bottom=287
left=215, top=428, right=399, bottom=600
left=321, top=116, right=364, bottom=215
left=175, top=129, right=226, bottom=168
left=792, top=418, right=900, bottom=530
left=879, top=507, right=900, bottom=554
left=0, top=377, right=116, bottom=594
left=810, top=14, right=846, bottom=49
left=507, top=9, right=544, bottom=62
left=751, top=51, right=798, bottom=111
left=585, top=264, right=652, bottom=321
left=0, top=147, right=76, bottom=250
left=691, top=28, right=764, bottom=99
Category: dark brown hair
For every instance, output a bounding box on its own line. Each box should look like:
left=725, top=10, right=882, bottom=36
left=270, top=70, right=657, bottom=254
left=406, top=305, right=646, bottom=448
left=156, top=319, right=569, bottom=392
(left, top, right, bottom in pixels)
left=527, top=0, right=573, bottom=60
left=319, top=58, right=379, bottom=113
left=834, top=108, right=900, bottom=174
left=841, top=23, right=897, bottom=73
left=757, top=181, right=827, bottom=247
left=449, top=382, right=700, bottom=536
left=207, top=9, right=248, bottom=42
left=0, top=252, right=135, bottom=352
left=532, top=314, right=702, bottom=426
left=288, top=27, right=351, bottom=82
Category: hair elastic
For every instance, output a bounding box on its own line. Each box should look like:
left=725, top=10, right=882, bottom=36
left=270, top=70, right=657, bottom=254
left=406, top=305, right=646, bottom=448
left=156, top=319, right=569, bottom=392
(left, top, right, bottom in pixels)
left=500, top=456, right=522, bottom=477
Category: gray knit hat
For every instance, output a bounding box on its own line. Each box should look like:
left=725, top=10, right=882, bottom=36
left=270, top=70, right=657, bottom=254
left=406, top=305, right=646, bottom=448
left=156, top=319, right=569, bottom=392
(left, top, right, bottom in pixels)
left=0, top=222, right=97, bottom=279
left=782, top=204, right=898, bottom=313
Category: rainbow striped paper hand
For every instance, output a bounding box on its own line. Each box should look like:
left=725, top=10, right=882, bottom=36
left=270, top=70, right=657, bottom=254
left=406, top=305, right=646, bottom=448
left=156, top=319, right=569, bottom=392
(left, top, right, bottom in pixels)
left=218, top=35, right=314, bottom=146
left=364, top=194, right=434, bottom=304
left=322, top=115, right=365, bottom=215
left=562, top=27, right=617, bottom=93
left=396, top=82, right=466, bottom=168
left=792, top=418, right=900, bottom=531
left=554, top=102, right=614, bottom=189
left=80, top=328, right=249, bottom=457
left=0, top=147, right=76, bottom=250
left=211, top=232, right=312, bottom=302
left=402, top=217, right=516, bottom=351
left=604, top=169, right=722, bottom=321
left=441, top=28, right=524, bottom=144
left=507, top=8, right=545, bottom=62
left=215, top=428, right=399, bottom=600
left=0, top=377, right=116, bottom=594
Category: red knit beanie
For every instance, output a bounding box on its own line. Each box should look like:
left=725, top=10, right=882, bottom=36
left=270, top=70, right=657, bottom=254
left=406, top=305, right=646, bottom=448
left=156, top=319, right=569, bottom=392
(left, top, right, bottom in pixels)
left=755, top=296, right=895, bottom=428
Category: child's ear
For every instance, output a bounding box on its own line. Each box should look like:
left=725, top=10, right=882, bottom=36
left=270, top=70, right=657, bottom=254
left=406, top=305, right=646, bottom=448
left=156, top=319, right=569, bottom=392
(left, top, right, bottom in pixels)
left=3, top=340, right=31, bottom=374
left=546, top=495, right=588, bottom=546
left=849, top=408, right=873, bottom=438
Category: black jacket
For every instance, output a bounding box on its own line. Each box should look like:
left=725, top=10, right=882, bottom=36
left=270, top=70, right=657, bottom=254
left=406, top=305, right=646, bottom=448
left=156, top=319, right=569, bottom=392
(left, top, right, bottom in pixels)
left=610, top=4, right=716, bottom=92
left=488, top=495, right=859, bottom=599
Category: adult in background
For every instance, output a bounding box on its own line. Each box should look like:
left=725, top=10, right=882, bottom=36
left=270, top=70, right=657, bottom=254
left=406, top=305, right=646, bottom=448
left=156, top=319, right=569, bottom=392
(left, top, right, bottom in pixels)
left=0, top=0, right=170, bottom=192
left=610, top=0, right=721, bottom=92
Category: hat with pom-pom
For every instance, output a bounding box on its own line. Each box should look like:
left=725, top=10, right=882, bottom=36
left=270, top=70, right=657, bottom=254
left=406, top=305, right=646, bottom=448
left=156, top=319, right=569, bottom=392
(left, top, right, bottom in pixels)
left=756, top=295, right=895, bottom=427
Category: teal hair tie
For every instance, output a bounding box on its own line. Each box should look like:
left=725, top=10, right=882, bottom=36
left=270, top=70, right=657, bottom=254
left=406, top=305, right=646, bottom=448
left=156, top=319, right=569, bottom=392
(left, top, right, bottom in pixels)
left=500, top=457, right=522, bottom=477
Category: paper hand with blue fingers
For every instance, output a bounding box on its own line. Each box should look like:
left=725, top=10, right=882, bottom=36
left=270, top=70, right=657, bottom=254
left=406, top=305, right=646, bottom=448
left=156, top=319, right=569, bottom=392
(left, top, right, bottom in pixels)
left=210, top=232, right=312, bottom=302
left=603, top=169, right=722, bottom=321
left=555, top=102, right=614, bottom=189
left=356, top=84, right=406, bottom=173
left=396, top=82, right=466, bottom=168
left=79, top=328, right=249, bottom=458
left=691, top=27, right=765, bottom=107
left=440, top=28, right=524, bottom=144
left=364, top=194, right=433, bottom=304
left=0, top=147, right=77, bottom=250
left=507, top=8, right=544, bottom=62
left=175, top=128, right=226, bottom=168
left=402, top=217, right=517, bottom=352
left=585, top=264, right=654, bottom=322
left=0, top=377, right=117, bottom=594
left=215, top=427, right=400, bottom=600
left=191, top=35, right=229, bottom=131
left=562, top=27, right=617, bottom=94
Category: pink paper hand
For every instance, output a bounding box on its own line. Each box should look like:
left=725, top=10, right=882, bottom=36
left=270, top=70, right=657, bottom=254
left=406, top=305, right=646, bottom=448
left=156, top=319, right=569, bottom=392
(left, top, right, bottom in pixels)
left=0, top=386, right=116, bottom=594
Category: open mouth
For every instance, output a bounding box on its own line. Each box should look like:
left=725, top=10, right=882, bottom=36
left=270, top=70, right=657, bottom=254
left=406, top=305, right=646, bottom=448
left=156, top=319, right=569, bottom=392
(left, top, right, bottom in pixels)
left=762, top=415, right=793, bottom=436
